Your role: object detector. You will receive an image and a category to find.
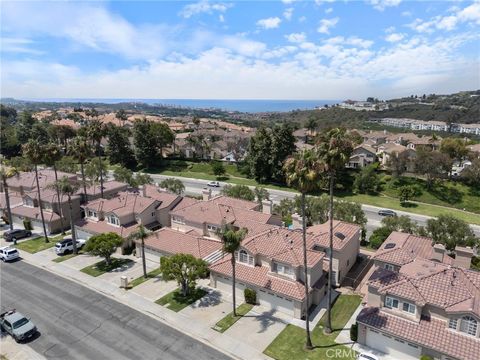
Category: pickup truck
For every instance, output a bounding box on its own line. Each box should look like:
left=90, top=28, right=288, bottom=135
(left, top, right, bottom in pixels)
left=0, top=309, right=37, bottom=342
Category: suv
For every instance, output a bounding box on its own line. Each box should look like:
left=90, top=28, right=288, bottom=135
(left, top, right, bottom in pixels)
left=0, top=310, right=37, bottom=343
left=378, top=209, right=397, bottom=217
left=0, top=246, right=19, bottom=262
left=3, top=229, right=32, bottom=242
left=55, top=237, right=86, bottom=255
left=207, top=181, right=220, bottom=187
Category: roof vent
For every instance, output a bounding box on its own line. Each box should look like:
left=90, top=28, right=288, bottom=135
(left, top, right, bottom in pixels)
left=384, top=243, right=396, bottom=249
left=335, top=232, right=346, bottom=240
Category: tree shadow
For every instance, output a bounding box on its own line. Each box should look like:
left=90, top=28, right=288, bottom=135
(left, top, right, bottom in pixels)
left=193, top=290, right=222, bottom=308
left=428, top=182, right=463, bottom=204
left=400, top=202, right=418, bottom=208
left=216, top=176, right=230, bottom=181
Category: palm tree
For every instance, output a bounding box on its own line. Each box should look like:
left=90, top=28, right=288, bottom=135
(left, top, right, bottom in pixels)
left=23, top=140, right=49, bottom=243
left=218, top=224, right=248, bottom=316
left=315, top=128, right=354, bottom=334
left=0, top=164, right=19, bottom=231
left=127, top=225, right=150, bottom=279
left=85, top=119, right=106, bottom=198
left=68, top=136, right=93, bottom=201
left=43, top=143, right=65, bottom=234
left=48, top=177, right=80, bottom=254
left=283, top=149, right=323, bottom=349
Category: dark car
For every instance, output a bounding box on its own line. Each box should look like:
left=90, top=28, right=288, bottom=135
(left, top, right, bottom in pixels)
left=378, top=209, right=397, bottom=217
left=3, top=229, right=32, bottom=242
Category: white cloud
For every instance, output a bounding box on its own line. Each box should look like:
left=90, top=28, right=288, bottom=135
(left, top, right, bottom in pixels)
left=385, top=26, right=395, bottom=33
left=179, top=1, right=232, bottom=18
left=401, top=11, right=412, bottom=17
left=298, top=16, right=307, bottom=22
left=219, top=14, right=225, bottom=22
left=283, top=7, right=294, bottom=20
left=0, top=37, right=44, bottom=55
left=317, top=17, right=339, bottom=34
left=385, top=33, right=405, bottom=42
left=257, top=17, right=282, bottom=29
left=281, top=0, right=296, bottom=4
left=285, top=32, right=306, bottom=43
left=325, top=8, right=333, bottom=14
left=367, top=0, right=402, bottom=12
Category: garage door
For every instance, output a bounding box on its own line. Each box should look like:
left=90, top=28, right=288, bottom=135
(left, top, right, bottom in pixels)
left=257, top=289, right=295, bottom=316
left=366, top=328, right=421, bottom=360
left=75, top=229, right=92, bottom=241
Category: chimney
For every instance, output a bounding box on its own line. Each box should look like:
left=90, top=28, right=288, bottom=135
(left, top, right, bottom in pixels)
left=202, top=187, right=212, bottom=201
left=292, top=213, right=302, bottom=230
left=142, top=185, right=147, bottom=197
left=454, top=246, right=473, bottom=269
left=431, top=243, right=445, bottom=263
left=262, top=199, right=273, bottom=214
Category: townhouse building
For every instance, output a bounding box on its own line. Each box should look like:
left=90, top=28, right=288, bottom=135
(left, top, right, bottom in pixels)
left=346, top=144, right=378, bottom=169
left=357, top=232, right=479, bottom=360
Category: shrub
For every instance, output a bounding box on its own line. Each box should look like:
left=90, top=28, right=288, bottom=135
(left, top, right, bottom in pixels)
left=244, top=288, right=257, bottom=305
left=350, top=323, right=358, bottom=342
left=23, top=219, right=33, bottom=231
left=369, top=227, right=392, bottom=249
left=420, top=356, right=434, bottom=360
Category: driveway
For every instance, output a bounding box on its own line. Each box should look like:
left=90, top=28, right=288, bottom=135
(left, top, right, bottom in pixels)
left=181, top=289, right=233, bottom=327
left=226, top=307, right=287, bottom=352
left=131, top=276, right=178, bottom=301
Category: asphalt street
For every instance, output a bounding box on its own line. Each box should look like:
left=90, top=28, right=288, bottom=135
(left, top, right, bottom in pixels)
left=150, top=174, right=480, bottom=238
left=0, top=261, right=231, bottom=360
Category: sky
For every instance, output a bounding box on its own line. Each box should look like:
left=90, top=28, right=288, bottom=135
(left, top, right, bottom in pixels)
left=1, top=0, right=479, bottom=100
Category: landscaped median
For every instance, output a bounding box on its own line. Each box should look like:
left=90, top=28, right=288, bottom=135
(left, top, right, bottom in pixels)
left=15, top=233, right=69, bottom=254
left=80, top=258, right=133, bottom=277
left=128, top=268, right=162, bottom=288
left=155, top=288, right=207, bottom=312
left=213, top=303, right=254, bottom=333
left=264, top=294, right=362, bottom=360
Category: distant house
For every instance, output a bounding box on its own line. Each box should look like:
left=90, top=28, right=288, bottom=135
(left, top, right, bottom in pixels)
left=347, top=144, right=378, bottom=168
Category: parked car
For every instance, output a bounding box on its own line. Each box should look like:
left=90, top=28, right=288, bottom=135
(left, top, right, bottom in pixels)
left=55, top=237, right=86, bottom=255
left=207, top=181, right=220, bottom=187
left=0, top=246, right=19, bottom=262
left=357, top=352, right=379, bottom=360
left=3, top=229, right=32, bottom=242
left=378, top=209, right=397, bottom=217
left=0, top=310, right=37, bottom=343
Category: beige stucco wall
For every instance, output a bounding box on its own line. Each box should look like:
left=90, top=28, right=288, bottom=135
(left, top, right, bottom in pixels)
left=333, top=228, right=361, bottom=285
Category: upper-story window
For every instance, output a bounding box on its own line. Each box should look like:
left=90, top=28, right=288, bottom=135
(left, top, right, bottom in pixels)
left=460, top=316, right=478, bottom=336
left=273, top=262, right=294, bottom=276
left=87, top=209, right=98, bottom=219
left=402, top=302, right=416, bottom=314
left=107, top=214, right=120, bottom=226
left=448, top=318, right=458, bottom=330
left=24, top=198, right=34, bottom=207
left=236, top=249, right=254, bottom=266
left=207, top=224, right=218, bottom=232
left=385, top=264, right=395, bottom=271
left=385, top=296, right=399, bottom=309
left=172, top=216, right=185, bottom=224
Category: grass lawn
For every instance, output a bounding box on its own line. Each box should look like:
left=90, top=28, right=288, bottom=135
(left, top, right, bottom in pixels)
left=15, top=232, right=69, bottom=254
left=128, top=267, right=162, bottom=288
left=52, top=250, right=84, bottom=263
left=213, top=303, right=254, bottom=333
left=264, top=295, right=362, bottom=360
left=155, top=287, right=207, bottom=312
left=80, top=258, right=133, bottom=277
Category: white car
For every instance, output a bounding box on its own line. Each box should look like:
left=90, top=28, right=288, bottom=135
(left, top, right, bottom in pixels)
left=357, top=353, right=379, bottom=360
left=207, top=181, right=220, bottom=187
left=0, top=246, right=20, bottom=262
left=55, top=237, right=87, bottom=255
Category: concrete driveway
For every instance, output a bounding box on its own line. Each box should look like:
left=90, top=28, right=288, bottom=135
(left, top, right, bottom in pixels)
left=181, top=289, right=234, bottom=327
left=226, top=307, right=287, bottom=352
left=131, top=276, right=178, bottom=301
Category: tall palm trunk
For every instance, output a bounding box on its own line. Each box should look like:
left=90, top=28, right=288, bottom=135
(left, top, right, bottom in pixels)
left=34, top=165, right=49, bottom=243
left=97, top=143, right=104, bottom=198
left=141, top=237, right=147, bottom=278
left=2, top=178, right=13, bottom=231
left=80, top=162, right=87, bottom=201
left=325, top=173, right=334, bottom=334
left=301, top=192, right=313, bottom=349
left=53, top=164, right=65, bottom=234
left=68, top=195, right=78, bottom=255
left=231, top=255, right=237, bottom=316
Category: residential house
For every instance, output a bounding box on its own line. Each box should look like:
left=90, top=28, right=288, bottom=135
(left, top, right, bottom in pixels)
left=347, top=144, right=378, bottom=168
left=362, top=130, right=389, bottom=146
left=79, top=181, right=128, bottom=202
left=357, top=232, right=478, bottom=360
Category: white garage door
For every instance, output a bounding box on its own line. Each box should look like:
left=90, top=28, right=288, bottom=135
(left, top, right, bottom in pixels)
left=257, top=289, right=295, bottom=316
left=366, top=328, right=421, bottom=360
left=75, top=229, right=92, bottom=241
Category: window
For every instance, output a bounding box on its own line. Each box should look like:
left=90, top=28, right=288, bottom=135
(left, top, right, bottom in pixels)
left=172, top=216, right=184, bottom=224
left=107, top=214, right=120, bottom=226
left=236, top=249, right=254, bottom=266
left=24, top=198, right=34, bottom=207
left=460, top=316, right=477, bottom=336
left=448, top=318, right=458, bottom=330
left=385, top=296, right=399, bottom=309
left=385, top=264, right=395, bottom=271
left=87, top=209, right=98, bottom=219
left=402, top=302, right=416, bottom=314
left=151, top=212, right=155, bottom=217
left=273, top=262, right=294, bottom=276
left=207, top=224, right=218, bottom=232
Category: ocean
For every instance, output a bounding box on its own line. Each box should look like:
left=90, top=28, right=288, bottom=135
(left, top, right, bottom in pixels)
left=19, top=98, right=340, bottom=113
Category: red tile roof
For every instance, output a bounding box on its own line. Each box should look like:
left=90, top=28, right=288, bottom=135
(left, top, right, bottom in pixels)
left=307, top=220, right=361, bottom=251
left=75, top=218, right=140, bottom=238
left=358, top=307, right=480, bottom=360
left=83, top=191, right=158, bottom=217
left=142, top=185, right=180, bottom=209
left=11, top=205, right=60, bottom=223
left=7, top=170, right=77, bottom=190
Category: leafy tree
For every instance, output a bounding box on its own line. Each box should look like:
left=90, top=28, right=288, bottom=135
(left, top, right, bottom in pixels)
left=106, top=125, right=135, bottom=167
left=381, top=215, right=420, bottom=234
left=134, top=172, right=153, bottom=186
left=226, top=137, right=249, bottom=165
left=85, top=119, right=107, bottom=197
left=0, top=117, right=21, bottom=158
left=85, top=157, right=108, bottom=185
left=113, top=166, right=135, bottom=186
left=31, top=122, right=51, bottom=144
left=221, top=184, right=255, bottom=201
left=271, top=123, right=296, bottom=183
left=48, top=125, right=77, bottom=152
left=56, top=156, right=78, bottom=174
left=115, top=109, right=128, bottom=127
left=398, top=185, right=422, bottom=204
left=353, top=164, right=381, bottom=194
left=133, top=119, right=174, bottom=168
left=211, top=161, right=226, bottom=177
left=246, top=127, right=272, bottom=183
left=218, top=225, right=248, bottom=316
left=69, top=137, right=93, bottom=198
left=283, top=149, right=323, bottom=350
left=461, top=158, right=480, bottom=188
left=84, top=232, right=123, bottom=265
left=414, top=149, right=452, bottom=188
left=159, top=178, right=185, bottom=195
left=305, top=115, right=318, bottom=136
left=369, top=227, right=393, bottom=249
left=48, top=177, right=80, bottom=253
left=43, top=143, right=66, bottom=233
left=16, top=111, right=35, bottom=144
left=160, top=254, right=208, bottom=297
left=426, top=215, right=478, bottom=251
left=273, top=198, right=296, bottom=226
left=0, top=164, right=19, bottom=230
left=440, top=138, right=468, bottom=165
left=22, top=140, right=49, bottom=243
left=7, top=156, right=33, bottom=172
left=127, top=225, right=150, bottom=278
left=387, top=151, right=409, bottom=178
left=315, top=127, right=354, bottom=334
left=254, top=186, right=270, bottom=211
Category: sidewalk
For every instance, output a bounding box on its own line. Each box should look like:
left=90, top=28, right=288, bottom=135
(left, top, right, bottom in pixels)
left=0, top=335, right=46, bottom=360
left=18, top=250, right=272, bottom=360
